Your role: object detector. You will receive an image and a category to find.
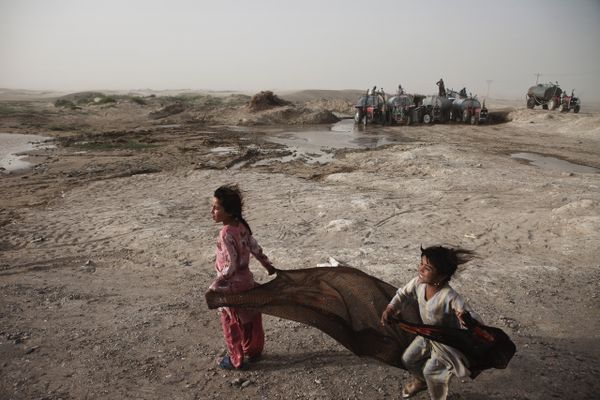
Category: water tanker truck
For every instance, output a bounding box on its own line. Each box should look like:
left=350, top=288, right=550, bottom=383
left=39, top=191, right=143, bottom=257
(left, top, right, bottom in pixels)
left=450, top=97, right=488, bottom=125
left=526, top=83, right=563, bottom=110
left=417, top=95, right=453, bottom=124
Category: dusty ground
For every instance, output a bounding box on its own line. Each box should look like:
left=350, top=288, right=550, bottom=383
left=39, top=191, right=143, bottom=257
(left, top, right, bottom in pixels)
left=1, top=90, right=599, bottom=400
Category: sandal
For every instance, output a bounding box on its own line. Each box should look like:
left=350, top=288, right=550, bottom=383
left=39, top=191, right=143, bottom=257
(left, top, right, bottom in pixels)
left=218, top=356, right=248, bottom=370
left=401, top=379, right=427, bottom=398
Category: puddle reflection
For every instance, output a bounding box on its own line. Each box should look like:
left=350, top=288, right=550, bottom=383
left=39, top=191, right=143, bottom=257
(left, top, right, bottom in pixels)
left=511, top=152, right=599, bottom=174
left=258, top=119, right=407, bottom=165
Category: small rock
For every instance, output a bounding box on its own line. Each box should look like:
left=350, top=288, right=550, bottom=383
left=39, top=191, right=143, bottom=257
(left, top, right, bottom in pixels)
left=80, top=260, right=96, bottom=273
left=241, top=380, right=252, bottom=388
left=231, top=378, right=246, bottom=387
left=25, top=346, right=40, bottom=354
left=326, top=219, right=354, bottom=232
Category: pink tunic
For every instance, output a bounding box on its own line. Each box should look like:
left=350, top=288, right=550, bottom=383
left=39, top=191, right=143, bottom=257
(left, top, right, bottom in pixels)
left=211, top=224, right=271, bottom=295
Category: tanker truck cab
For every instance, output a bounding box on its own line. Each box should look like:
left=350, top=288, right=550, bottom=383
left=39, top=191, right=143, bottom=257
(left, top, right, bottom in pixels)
left=558, top=90, right=581, bottom=113
left=354, top=89, right=387, bottom=125
left=478, top=102, right=489, bottom=124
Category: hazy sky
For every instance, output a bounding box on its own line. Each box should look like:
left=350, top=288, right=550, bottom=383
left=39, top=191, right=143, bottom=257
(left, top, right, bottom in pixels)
left=2, top=0, right=599, bottom=100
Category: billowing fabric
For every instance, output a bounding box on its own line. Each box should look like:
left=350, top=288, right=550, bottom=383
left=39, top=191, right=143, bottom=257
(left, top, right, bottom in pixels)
left=209, top=266, right=421, bottom=367
left=393, top=315, right=515, bottom=377
left=205, top=267, right=515, bottom=375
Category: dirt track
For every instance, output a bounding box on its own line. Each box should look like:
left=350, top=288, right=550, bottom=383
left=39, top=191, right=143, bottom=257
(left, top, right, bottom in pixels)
left=1, top=92, right=599, bottom=399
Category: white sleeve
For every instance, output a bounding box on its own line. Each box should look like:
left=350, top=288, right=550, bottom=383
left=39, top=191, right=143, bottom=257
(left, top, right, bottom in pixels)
left=389, top=277, right=419, bottom=309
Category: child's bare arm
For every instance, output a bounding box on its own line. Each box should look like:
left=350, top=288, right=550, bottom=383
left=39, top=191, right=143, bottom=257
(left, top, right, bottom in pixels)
left=380, top=304, right=399, bottom=325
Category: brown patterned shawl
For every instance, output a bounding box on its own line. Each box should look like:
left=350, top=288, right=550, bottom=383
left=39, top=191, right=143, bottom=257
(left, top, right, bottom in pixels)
left=205, top=267, right=515, bottom=376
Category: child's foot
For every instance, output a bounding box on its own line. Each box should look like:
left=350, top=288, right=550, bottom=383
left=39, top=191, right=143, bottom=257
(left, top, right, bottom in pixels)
left=218, top=356, right=247, bottom=370
left=401, top=379, right=427, bottom=398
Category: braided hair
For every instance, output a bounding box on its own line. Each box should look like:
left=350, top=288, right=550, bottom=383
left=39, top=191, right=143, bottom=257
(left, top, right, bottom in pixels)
left=214, top=184, right=253, bottom=235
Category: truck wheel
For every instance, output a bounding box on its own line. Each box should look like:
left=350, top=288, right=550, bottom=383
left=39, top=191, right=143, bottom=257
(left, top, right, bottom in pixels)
left=527, top=98, right=535, bottom=109
left=423, top=114, right=432, bottom=124
left=547, top=99, right=555, bottom=110
left=574, top=105, right=580, bottom=113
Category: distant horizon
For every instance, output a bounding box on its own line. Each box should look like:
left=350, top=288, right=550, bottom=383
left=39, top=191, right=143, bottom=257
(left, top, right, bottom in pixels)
left=2, top=1, right=599, bottom=102
left=1, top=86, right=588, bottom=102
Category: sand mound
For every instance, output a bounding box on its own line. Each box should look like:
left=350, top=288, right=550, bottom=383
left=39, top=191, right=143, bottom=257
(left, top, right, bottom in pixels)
left=508, top=108, right=600, bottom=139
left=248, top=91, right=291, bottom=112
left=302, top=98, right=355, bottom=115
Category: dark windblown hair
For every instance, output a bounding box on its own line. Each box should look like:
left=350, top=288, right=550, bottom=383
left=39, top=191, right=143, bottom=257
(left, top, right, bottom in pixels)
left=214, top=184, right=253, bottom=235
left=420, top=245, right=475, bottom=282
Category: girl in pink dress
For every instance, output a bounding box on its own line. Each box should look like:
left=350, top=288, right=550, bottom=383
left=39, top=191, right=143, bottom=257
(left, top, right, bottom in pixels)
left=209, top=184, right=275, bottom=370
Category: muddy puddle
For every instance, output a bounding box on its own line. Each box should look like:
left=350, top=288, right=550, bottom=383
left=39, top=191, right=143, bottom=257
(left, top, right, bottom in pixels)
left=0, top=133, right=54, bottom=172
left=252, top=119, right=408, bottom=165
left=511, top=152, right=599, bottom=174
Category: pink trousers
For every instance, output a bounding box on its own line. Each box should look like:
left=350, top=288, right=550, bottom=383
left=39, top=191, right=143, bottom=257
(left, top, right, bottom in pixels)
left=220, top=307, right=265, bottom=368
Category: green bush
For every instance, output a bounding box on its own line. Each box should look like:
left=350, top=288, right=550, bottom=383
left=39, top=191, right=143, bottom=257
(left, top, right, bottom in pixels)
left=131, top=97, right=147, bottom=105
left=54, top=99, right=77, bottom=108
left=95, top=96, right=116, bottom=105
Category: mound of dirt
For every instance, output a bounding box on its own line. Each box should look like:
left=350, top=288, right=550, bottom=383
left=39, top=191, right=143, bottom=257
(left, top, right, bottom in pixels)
left=248, top=91, right=291, bottom=112
left=486, top=109, right=513, bottom=124
left=281, top=89, right=364, bottom=104
left=238, top=106, right=340, bottom=125
left=303, top=98, right=355, bottom=116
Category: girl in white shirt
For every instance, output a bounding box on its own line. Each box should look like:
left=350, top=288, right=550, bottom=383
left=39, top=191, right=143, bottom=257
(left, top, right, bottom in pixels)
left=381, top=245, right=479, bottom=400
